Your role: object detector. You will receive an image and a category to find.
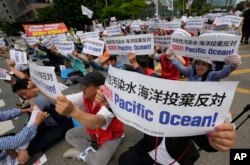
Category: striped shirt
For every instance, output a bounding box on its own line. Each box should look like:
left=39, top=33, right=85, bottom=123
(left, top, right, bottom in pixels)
left=0, top=108, right=37, bottom=153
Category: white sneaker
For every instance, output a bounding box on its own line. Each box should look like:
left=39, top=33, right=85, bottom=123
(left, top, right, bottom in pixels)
left=79, top=146, right=96, bottom=162
left=63, top=148, right=81, bottom=160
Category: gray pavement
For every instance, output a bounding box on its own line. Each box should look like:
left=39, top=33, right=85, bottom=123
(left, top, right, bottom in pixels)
left=0, top=43, right=250, bottom=165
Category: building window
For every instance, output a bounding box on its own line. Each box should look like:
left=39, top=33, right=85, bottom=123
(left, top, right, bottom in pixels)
left=6, top=10, right=9, bottom=13
left=2, top=4, right=6, bottom=7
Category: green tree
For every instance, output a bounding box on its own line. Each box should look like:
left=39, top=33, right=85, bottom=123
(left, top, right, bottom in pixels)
left=0, top=20, right=20, bottom=36
left=101, top=0, right=146, bottom=19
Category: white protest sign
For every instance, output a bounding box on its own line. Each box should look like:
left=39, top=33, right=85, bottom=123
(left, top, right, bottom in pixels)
left=33, top=154, right=47, bottom=165
left=0, top=38, right=5, bottom=47
left=54, top=33, right=67, bottom=40
left=214, top=17, right=232, bottom=26
left=9, top=49, right=28, bottom=64
left=0, top=68, right=11, bottom=80
left=130, top=20, right=143, bottom=31
left=170, top=34, right=241, bottom=61
left=227, top=16, right=243, bottom=27
left=29, top=61, right=61, bottom=99
left=43, top=39, right=53, bottom=49
left=82, top=39, right=104, bottom=56
left=165, top=21, right=181, bottom=30
left=186, top=18, right=205, bottom=29
left=54, top=40, right=74, bottom=57
left=104, top=34, right=154, bottom=55
left=77, top=31, right=99, bottom=42
left=104, top=66, right=238, bottom=137
left=25, top=37, right=38, bottom=46
left=105, top=25, right=121, bottom=36
left=154, top=35, right=171, bottom=48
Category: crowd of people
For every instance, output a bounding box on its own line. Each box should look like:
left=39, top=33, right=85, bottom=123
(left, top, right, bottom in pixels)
left=0, top=2, right=249, bottom=165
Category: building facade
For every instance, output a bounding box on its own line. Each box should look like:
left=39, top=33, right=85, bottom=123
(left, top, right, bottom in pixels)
left=0, top=0, right=53, bottom=23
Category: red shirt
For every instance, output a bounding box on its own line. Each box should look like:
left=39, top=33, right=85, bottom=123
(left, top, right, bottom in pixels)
left=84, top=98, right=124, bottom=145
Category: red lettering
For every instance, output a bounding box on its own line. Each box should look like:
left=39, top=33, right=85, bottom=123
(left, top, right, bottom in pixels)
left=171, top=44, right=183, bottom=51
left=103, top=85, right=113, bottom=102
left=108, top=45, right=117, bottom=51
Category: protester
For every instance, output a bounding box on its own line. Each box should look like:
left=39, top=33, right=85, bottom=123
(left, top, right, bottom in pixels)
left=55, top=71, right=124, bottom=165
left=241, top=2, right=250, bottom=44
left=0, top=108, right=48, bottom=164
left=11, top=78, right=73, bottom=155
left=64, top=50, right=88, bottom=86
left=149, top=45, right=186, bottom=80
left=128, top=52, right=158, bottom=77
left=94, top=84, right=237, bottom=165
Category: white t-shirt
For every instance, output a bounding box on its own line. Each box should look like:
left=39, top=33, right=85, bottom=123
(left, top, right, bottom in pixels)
left=66, top=92, right=114, bottom=130
left=148, top=138, right=180, bottom=165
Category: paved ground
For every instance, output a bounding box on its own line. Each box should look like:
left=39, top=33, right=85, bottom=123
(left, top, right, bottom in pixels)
left=0, top=43, right=250, bottom=165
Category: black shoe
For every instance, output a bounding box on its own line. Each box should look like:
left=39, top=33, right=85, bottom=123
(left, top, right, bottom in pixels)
left=245, top=41, right=248, bottom=44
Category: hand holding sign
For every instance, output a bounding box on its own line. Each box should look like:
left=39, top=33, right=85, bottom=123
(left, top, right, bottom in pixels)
left=55, top=95, right=76, bottom=116
left=17, top=149, right=29, bottom=165
left=207, top=123, right=237, bottom=152
left=6, top=59, right=15, bottom=68
left=224, top=54, right=241, bottom=68
left=95, top=85, right=110, bottom=108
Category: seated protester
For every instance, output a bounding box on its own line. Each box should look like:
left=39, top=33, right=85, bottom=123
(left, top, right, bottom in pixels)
left=11, top=78, right=73, bottom=155
left=128, top=52, right=159, bottom=77
left=55, top=72, right=124, bottom=165
left=64, top=50, right=88, bottom=86
left=96, top=53, right=126, bottom=71
left=5, top=59, right=30, bottom=108
left=94, top=86, right=237, bottom=165
left=6, top=59, right=29, bottom=81
left=0, top=108, right=48, bottom=164
left=149, top=45, right=186, bottom=80
left=170, top=51, right=241, bottom=81
left=70, top=51, right=97, bottom=71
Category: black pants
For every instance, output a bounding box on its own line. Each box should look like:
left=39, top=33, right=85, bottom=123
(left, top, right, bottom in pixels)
left=119, top=150, right=161, bottom=165
left=27, top=120, right=73, bottom=155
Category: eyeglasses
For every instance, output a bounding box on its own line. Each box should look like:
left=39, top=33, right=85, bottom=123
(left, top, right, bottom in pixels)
left=80, top=84, right=95, bottom=90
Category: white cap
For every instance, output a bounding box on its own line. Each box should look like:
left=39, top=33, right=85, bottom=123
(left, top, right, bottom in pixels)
left=172, top=28, right=191, bottom=37
left=181, top=15, right=188, bottom=23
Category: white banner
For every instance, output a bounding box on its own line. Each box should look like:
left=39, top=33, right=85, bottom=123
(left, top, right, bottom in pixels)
left=54, top=40, right=74, bottom=57
left=214, top=16, right=243, bottom=27
left=104, top=66, right=238, bottom=137
left=77, top=31, right=99, bottom=42
left=82, top=39, right=104, bottom=56
left=104, top=34, right=154, bottom=55
left=170, top=34, right=241, bottom=61
left=105, top=25, right=121, bottom=36
left=165, top=21, right=181, bottom=30
left=29, top=61, right=61, bottom=99
left=25, top=37, right=38, bottom=46
left=0, top=68, right=11, bottom=80
left=9, top=49, right=28, bottom=64
left=81, top=5, right=93, bottom=19
left=154, top=35, right=171, bottom=48
left=186, top=18, right=205, bottom=29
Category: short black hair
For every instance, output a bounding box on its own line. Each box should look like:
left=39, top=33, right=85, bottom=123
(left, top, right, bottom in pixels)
left=12, top=78, right=29, bottom=93
left=136, top=55, right=150, bottom=68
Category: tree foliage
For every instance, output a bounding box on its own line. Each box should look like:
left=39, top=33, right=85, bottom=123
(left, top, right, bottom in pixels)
left=101, top=0, right=146, bottom=19
left=0, top=20, right=20, bottom=36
